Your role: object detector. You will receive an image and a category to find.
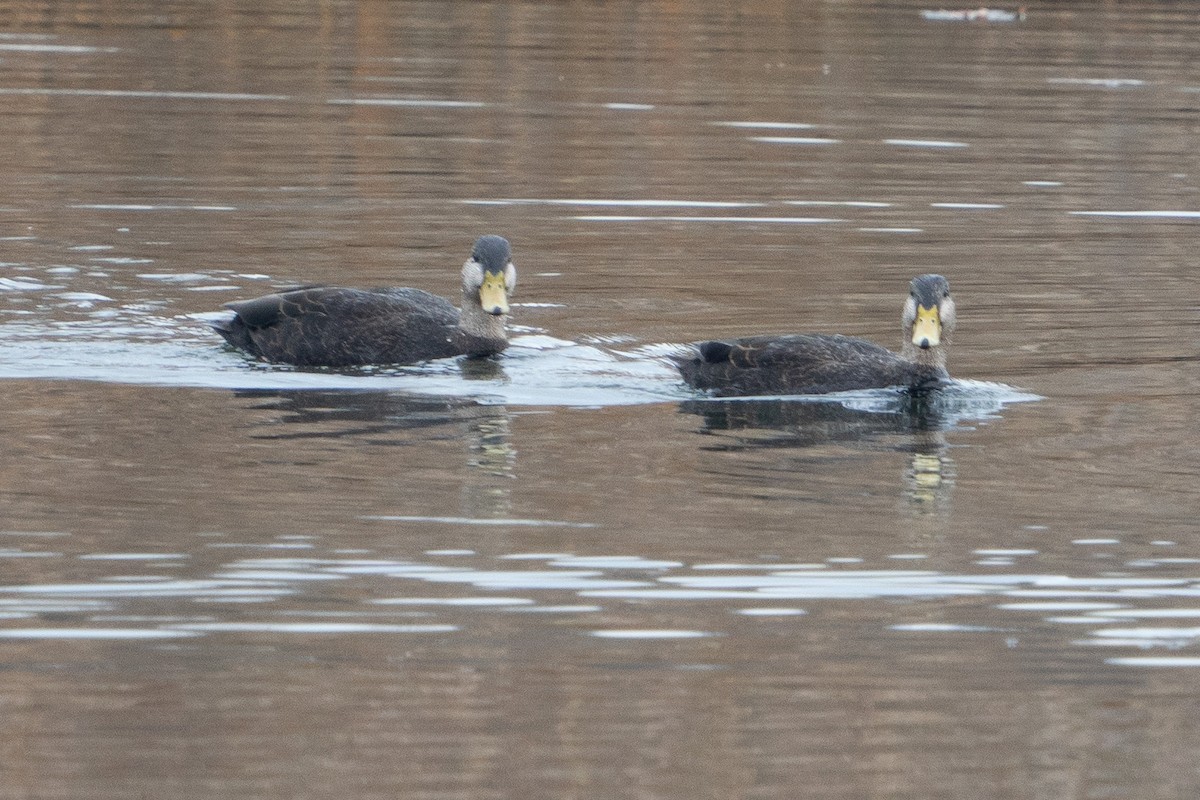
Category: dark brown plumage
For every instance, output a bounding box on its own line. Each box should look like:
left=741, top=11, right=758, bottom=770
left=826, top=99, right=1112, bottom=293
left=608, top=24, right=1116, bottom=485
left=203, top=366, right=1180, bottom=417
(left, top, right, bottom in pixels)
left=674, top=274, right=955, bottom=397
left=213, top=235, right=516, bottom=367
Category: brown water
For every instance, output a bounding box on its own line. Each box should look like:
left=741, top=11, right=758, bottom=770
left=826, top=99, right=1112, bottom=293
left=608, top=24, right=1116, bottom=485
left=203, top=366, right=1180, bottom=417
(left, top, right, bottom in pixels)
left=2, top=1, right=1200, bottom=797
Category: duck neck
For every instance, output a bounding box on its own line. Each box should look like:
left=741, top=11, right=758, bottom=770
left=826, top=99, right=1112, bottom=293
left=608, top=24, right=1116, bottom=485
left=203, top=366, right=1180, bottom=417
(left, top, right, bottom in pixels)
left=901, top=337, right=949, bottom=375
left=456, top=295, right=509, bottom=355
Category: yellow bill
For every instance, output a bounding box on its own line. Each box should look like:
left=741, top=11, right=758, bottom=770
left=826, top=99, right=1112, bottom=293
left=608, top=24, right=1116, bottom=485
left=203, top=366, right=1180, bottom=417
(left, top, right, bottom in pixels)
left=478, top=271, right=510, bottom=315
left=911, top=304, right=941, bottom=347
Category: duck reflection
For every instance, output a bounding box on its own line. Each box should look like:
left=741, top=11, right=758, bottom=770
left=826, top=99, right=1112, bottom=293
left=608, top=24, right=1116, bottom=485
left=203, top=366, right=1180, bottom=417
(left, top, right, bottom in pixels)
left=232, top=389, right=517, bottom=517
left=679, top=395, right=956, bottom=516
left=235, top=390, right=507, bottom=440
left=679, top=395, right=957, bottom=448
left=457, top=356, right=507, bottom=382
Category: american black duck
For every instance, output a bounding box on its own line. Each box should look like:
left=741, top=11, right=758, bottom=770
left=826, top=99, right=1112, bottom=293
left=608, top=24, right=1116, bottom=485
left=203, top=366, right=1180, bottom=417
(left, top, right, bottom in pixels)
left=674, top=274, right=955, bottom=397
left=213, top=235, right=517, bottom=367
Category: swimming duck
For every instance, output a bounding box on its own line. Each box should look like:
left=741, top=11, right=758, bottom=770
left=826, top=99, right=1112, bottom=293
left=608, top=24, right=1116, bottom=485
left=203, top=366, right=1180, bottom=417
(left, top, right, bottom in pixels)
left=213, top=235, right=517, bottom=367
left=674, top=274, right=955, bottom=397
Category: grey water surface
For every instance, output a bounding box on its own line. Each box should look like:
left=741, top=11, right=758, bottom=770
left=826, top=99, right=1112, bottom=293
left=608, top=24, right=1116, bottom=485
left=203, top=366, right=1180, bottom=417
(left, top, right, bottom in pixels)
left=2, top=2, right=1200, bottom=798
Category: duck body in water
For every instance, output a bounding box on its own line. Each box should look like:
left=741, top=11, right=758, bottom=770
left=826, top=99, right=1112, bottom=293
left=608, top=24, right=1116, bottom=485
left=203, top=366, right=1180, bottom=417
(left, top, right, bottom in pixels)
left=674, top=274, right=955, bottom=397
left=213, top=235, right=516, bottom=367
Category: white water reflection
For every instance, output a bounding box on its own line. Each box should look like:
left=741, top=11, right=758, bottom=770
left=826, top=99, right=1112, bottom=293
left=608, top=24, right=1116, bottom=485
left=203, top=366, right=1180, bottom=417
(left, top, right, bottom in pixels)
left=0, top=547, right=1195, bottom=666
left=710, top=121, right=816, bottom=129
left=363, top=515, right=598, bottom=527
left=884, top=138, right=969, bottom=148
left=328, top=97, right=486, bottom=108
left=591, top=629, right=715, bottom=639
left=1047, top=77, right=1146, bottom=89
left=171, top=622, right=457, bottom=634
left=0, top=628, right=197, bottom=639
left=1108, top=657, right=1200, bottom=668
left=0, top=43, right=118, bottom=53
left=1070, top=210, right=1200, bottom=219
left=0, top=88, right=288, bottom=101
left=462, top=198, right=763, bottom=208
left=70, top=203, right=238, bottom=211
left=573, top=215, right=842, bottom=223
left=751, top=136, right=842, bottom=145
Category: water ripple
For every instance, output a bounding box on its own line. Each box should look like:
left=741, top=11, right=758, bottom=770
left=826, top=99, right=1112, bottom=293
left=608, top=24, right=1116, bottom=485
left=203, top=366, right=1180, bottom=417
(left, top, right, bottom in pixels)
left=0, top=547, right=1195, bottom=664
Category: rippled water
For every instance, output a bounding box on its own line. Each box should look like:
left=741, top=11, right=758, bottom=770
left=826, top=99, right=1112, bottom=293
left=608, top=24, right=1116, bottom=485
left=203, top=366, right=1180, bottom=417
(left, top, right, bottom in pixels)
left=3, top=2, right=1200, bottom=798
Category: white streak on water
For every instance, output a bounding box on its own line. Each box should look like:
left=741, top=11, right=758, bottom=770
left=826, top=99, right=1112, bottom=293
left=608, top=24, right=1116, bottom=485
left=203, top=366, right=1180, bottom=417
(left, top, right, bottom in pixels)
left=361, top=515, right=597, bottom=528
left=884, top=138, right=968, bottom=148
left=329, top=97, right=485, bottom=108
left=54, top=292, right=112, bottom=303
left=1070, top=210, right=1200, bottom=219
left=0, top=87, right=287, bottom=100
left=1048, top=77, right=1145, bottom=88
left=786, top=200, right=892, bottom=207
left=549, top=556, right=684, bottom=570
left=0, top=277, right=56, bottom=291
left=0, top=580, right=295, bottom=598
left=591, top=629, right=714, bottom=639
left=1092, top=609, right=1200, bottom=619
left=999, top=602, right=1126, bottom=611
left=372, top=597, right=535, bottom=607
left=711, top=121, right=815, bottom=129
left=584, top=589, right=760, bottom=600
left=738, top=608, right=807, bottom=616
left=213, top=570, right=346, bottom=582
left=1092, top=626, right=1200, bottom=641
left=573, top=215, right=842, bottom=224
left=79, top=553, right=188, bottom=561
left=170, top=622, right=458, bottom=634
left=693, top=563, right=827, bottom=571
left=0, top=628, right=197, bottom=639
left=892, top=623, right=1007, bottom=633
left=461, top=198, right=763, bottom=208
left=71, top=204, right=237, bottom=211
left=751, top=136, right=841, bottom=145
left=1106, top=657, right=1200, bottom=668
left=500, top=553, right=576, bottom=560
left=0, top=44, right=118, bottom=53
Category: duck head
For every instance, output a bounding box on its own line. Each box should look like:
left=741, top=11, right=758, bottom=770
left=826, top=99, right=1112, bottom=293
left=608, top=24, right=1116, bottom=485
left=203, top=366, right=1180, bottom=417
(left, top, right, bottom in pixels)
left=903, top=274, right=955, bottom=351
left=463, top=234, right=516, bottom=316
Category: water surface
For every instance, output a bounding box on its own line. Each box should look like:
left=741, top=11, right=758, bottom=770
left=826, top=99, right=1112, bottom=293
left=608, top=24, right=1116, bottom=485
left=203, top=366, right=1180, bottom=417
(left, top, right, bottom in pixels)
left=2, top=2, right=1200, bottom=798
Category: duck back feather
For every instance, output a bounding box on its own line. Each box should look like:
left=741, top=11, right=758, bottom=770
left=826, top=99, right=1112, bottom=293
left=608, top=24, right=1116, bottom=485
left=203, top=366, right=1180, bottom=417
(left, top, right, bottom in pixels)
left=215, top=287, right=462, bottom=367
left=677, top=334, right=946, bottom=396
